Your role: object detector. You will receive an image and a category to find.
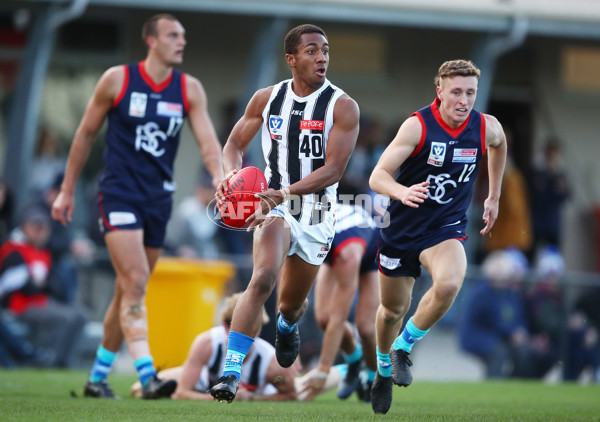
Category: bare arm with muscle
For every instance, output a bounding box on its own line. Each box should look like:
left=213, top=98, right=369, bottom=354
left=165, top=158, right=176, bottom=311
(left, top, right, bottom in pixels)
left=185, top=74, right=224, bottom=190
left=369, top=115, right=430, bottom=207
left=171, top=331, right=215, bottom=400
left=215, top=87, right=273, bottom=204
left=51, top=66, right=123, bottom=226
left=480, top=114, right=507, bottom=236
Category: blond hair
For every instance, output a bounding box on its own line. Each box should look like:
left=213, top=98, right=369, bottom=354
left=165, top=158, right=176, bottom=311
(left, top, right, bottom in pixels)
left=220, top=292, right=270, bottom=327
left=434, top=59, right=481, bottom=86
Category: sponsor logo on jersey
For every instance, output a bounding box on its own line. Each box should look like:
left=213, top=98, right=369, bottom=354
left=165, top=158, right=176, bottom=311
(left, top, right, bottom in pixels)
left=427, top=142, right=446, bottom=167
left=269, top=115, right=283, bottom=134
left=452, top=148, right=477, bottom=163
left=300, top=120, right=324, bottom=130
left=379, top=253, right=401, bottom=270
left=317, top=253, right=327, bottom=258
left=157, top=101, right=183, bottom=118
left=129, top=92, right=147, bottom=118
left=270, top=134, right=282, bottom=141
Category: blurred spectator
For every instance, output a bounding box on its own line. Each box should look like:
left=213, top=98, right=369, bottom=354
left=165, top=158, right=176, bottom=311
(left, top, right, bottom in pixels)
left=529, top=138, right=570, bottom=252
left=483, top=130, right=532, bottom=256
left=0, top=206, right=87, bottom=368
left=0, top=314, right=52, bottom=368
left=527, top=246, right=599, bottom=382
left=166, top=175, right=220, bottom=259
left=37, top=173, right=95, bottom=305
left=0, top=178, right=15, bottom=242
left=576, top=286, right=600, bottom=336
left=458, top=249, right=555, bottom=379
left=30, top=127, right=66, bottom=195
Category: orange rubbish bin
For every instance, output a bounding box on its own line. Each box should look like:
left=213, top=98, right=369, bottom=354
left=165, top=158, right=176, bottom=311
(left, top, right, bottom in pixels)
left=146, top=257, right=235, bottom=369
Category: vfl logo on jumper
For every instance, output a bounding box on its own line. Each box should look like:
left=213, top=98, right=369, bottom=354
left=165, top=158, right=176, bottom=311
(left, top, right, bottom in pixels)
left=427, top=142, right=446, bottom=167
left=453, top=148, right=477, bottom=163
left=426, top=173, right=457, bottom=204
left=129, top=92, right=147, bottom=118
left=299, top=120, right=324, bottom=131
left=269, top=115, right=283, bottom=134
left=135, top=122, right=167, bottom=157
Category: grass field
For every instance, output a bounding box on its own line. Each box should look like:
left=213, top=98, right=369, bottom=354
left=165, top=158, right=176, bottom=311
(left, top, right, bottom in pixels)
left=1, top=369, right=599, bottom=421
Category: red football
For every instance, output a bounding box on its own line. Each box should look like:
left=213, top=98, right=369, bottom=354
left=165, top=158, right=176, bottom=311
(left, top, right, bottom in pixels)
left=220, top=166, right=268, bottom=228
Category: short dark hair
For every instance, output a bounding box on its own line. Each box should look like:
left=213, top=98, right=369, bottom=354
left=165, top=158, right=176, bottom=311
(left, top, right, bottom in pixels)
left=284, top=24, right=327, bottom=55
left=435, top=59, right=481, bottom=86
left=141, top=13, right=178, bottom=44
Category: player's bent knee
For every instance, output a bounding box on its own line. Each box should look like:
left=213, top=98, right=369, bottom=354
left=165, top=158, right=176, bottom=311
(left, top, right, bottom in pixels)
left=356, top=320, right=376, bottom=340
left=315, top=314, right=328, bottom=330
left=380, top=304, right=405, bottom=324
left=248, top=268, right=279, bottom=294
left=434, top=280, right=462, bottom=301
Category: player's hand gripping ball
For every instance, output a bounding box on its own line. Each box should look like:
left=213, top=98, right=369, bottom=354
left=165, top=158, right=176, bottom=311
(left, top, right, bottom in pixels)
left=220, top=166, right=268, bottom=228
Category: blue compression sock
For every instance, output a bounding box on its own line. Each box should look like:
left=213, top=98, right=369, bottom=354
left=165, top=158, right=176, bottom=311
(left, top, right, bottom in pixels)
left=343, top=342, right=363, bottom=364
left=376, top=346, right=392, bottom=377
left=223, top=331, right=255, bottom=380
left=277, top=314, right=296, bottom=335
left=134, top=356, right=157, bottom=387
left=89, top=346, right=118, bottom=383
left=392, top=317, right=430, bottom=353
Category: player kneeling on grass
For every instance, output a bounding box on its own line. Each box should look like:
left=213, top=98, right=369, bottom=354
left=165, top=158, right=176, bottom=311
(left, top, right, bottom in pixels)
left=131, top=292, right=343, bottom=401
left=131, top=293, right=298, bottom=401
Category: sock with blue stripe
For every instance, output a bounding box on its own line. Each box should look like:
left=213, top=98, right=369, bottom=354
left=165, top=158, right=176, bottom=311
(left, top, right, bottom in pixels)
left=89, top=346, right=117, bottom=383
left=342, top=342, right=363, bottom=364
left=376, top=346, right=392, bottom=377
left=223, top=331, right=255, bottom=380
left=277, top=314, right=296, bottom=335
left=134, top=356, right=157, bottom=387
left=393, top=317, right=430, bottom=353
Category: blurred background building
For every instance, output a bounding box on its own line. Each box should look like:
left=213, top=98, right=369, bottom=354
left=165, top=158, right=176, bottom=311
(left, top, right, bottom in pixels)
left=0, top=0, right=599, bottom=380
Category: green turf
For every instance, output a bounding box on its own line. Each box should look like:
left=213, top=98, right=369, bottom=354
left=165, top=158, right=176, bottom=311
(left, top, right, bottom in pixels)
left=1, top=369, right=598, bottom=421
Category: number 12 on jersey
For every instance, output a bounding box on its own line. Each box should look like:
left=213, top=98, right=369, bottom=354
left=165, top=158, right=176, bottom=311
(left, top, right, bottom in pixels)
left=458, top=163, right=476, bottom=183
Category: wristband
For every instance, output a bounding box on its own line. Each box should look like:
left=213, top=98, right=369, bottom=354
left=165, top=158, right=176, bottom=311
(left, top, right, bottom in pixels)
left=280, top=187, right=291, bottom=202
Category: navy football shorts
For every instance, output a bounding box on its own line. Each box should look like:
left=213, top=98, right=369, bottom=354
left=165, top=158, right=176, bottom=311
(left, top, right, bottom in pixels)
left=324, top=226, right=379, bottom=274
left=98, top=194, right=171, bottom=248
left=377, top=225, right=468, bottom=278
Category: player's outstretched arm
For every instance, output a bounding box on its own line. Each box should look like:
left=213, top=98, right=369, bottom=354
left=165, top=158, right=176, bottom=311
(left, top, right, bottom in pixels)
left=223, top=87, right=272, bottom=174
left=480, top=114, right=507, bottom=236
left=215, top=87, right=272, bottom=204
left=171, top=331, right=214, bottom=400
left=51, top=66, right=122, bottom=226
left=185, top=74, right=224, bottom=190
left=369, top=115, right=429, bottom=208
left=240, top=357, right=299, bottom=401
